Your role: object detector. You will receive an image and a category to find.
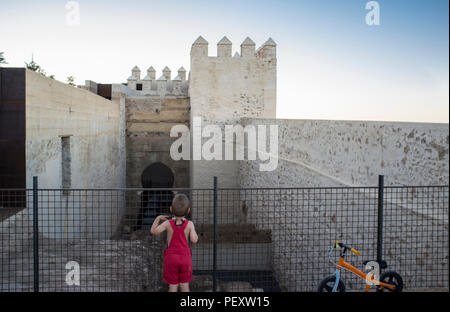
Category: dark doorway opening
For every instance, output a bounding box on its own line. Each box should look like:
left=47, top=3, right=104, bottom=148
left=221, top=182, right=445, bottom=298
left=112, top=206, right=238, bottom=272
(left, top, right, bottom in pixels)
left=141, top=162, right=174, bottom=189
left=137, top=162, right=175, bottom=230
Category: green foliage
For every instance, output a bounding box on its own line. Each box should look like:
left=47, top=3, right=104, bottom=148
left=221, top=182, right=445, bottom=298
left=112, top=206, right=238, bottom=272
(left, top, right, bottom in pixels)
left=25, top=58, right=46, bottom=75
left=66, top=76, right=76, bottom=86
left=0, top=52, right=7, bottom=65
left=25, top=56, right=57, bottom=80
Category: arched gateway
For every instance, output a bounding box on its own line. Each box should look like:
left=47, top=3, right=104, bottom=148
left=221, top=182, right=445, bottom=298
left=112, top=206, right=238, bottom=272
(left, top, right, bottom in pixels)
left=137, top=162, right=175, bottom=230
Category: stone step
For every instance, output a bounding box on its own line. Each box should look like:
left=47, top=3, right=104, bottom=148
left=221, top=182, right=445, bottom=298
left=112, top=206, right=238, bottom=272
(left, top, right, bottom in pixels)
left=191, top=223, right=272, bottom=271
left=195, top=223, right=272, bottom=244
left=192, top=242, right=272, bottom=271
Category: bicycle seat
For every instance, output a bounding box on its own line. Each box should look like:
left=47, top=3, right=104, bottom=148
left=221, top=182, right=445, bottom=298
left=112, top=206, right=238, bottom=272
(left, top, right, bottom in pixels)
left=363, top=260, right=387, bottom=269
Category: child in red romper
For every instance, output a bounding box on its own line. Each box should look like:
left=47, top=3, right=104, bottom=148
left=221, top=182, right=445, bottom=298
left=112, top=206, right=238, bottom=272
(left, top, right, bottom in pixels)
left=151, top=194, right=198, bottom=292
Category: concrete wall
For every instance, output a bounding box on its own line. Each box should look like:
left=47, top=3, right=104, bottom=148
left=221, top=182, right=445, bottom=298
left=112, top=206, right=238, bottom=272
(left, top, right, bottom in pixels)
left=24, top=70, right=126, bottom=239
left=26, top=70, right=125, bottom=189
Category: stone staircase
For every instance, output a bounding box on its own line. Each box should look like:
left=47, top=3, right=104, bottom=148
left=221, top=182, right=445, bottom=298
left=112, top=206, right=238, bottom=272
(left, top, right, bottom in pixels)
left=192, top=223, right=273, bottom=271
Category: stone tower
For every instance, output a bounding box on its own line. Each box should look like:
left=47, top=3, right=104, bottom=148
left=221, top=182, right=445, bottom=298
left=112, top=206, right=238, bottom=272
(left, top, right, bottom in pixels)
left=118, top=35, right=277, bottom=194
left=189, top=36, right=277, bottom=188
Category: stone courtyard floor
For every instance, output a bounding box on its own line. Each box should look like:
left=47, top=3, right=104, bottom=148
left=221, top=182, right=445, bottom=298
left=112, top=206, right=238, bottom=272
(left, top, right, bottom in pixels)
left=1, top=230, right=265, bottom=292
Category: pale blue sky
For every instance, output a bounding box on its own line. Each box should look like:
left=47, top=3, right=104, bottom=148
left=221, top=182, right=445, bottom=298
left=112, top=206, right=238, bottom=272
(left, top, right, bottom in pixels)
left=0, top=0, right=448, bottom=122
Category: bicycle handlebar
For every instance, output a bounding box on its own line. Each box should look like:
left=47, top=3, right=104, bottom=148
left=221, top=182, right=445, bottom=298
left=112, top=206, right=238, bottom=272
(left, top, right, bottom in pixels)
left=334, top=240, right=360, bottom=256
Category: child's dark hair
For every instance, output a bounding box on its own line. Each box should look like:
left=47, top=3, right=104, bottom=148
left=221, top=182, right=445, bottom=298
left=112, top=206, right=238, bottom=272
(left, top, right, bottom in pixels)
left=171, top=194, right=190, bottom=217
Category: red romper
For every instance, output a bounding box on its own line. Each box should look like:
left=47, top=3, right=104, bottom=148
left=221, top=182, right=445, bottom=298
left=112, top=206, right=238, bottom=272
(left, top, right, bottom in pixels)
left=163, top=218, right=193, bottom=285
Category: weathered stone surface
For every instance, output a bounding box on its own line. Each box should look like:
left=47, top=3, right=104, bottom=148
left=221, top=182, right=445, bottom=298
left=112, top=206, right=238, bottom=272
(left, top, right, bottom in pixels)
left=0, top=230, right=166, bottom=292
left=3, top=36, right=448, bottom=294
left=239, top=118, right=449, bottom=187
left=125, top=96, right=190, bottom=189
left=189, top=37, right=277, bottom=192
left=189, top=275, right=265, bottom=292
left=229, top=183, right=449, bottom=291
left=195, top=223, right=271, bottom=243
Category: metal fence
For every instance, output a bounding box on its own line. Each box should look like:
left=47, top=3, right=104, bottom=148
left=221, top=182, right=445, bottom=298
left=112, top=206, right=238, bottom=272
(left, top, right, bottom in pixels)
left=0, top=177, right=448, bottom=292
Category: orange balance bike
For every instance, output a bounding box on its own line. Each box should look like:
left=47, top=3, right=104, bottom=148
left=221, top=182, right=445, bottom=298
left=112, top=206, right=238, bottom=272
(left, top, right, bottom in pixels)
left=318, top=241, right=403, bottom=292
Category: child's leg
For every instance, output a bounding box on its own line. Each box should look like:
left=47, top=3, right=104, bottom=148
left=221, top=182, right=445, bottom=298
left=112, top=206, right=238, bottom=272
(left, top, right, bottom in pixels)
left=179, top=283, right=190, bottom=292
left=168, top=284, right=179, bottom=292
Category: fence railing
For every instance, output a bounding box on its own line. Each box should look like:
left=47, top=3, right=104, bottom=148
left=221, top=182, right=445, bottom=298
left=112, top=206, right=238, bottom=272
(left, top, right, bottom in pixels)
left=0, top=177, right=448, bottom=292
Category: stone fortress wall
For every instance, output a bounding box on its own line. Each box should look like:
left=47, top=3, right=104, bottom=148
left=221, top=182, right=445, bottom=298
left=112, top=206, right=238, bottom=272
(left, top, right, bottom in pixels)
left=236, top=118, right=449, bottom=290
left=188, top=36, right=277, bottom=224
left=189, top=36, right=277, bottom=189
left=126, top=65, right=189, bottom=97
left=119, top=65, right=190, bottom=189
left=113, top=37, right=448, bottom=290
left=1, top=35, right=448, bottom=291
left=125, top=95, right=190, bottom=189
left=238, top=118, right=449, bottom=188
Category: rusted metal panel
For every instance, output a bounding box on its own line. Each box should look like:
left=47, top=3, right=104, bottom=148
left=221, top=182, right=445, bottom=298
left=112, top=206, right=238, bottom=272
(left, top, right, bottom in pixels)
left=0, top=68, right=26, bottom=198
left=97, top=83, right=112, bottom=100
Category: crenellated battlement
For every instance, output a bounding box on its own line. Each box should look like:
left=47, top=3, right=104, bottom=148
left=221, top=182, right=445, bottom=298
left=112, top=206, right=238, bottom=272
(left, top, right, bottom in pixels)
left=125, top=66, right=188, bottom=96
left=189, top=35, right=277, bottom=122
left=188, top=36, right=277, bottom=189
left=122, top=36, right=276, bottom=97
left=82, top=35, right=277, bottom=192
left=191, top=35, right=276, bottom=59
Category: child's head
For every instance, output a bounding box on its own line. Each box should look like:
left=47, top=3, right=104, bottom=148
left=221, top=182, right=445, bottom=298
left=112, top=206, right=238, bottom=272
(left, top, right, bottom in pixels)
left=170, top=193, right=190, bottom=217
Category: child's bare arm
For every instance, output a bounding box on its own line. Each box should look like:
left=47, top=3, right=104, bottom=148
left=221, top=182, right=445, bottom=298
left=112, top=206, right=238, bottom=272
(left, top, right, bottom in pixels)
left=188, top=221, right=198, bottom=243
left=150, top=215, right=170, bottom=235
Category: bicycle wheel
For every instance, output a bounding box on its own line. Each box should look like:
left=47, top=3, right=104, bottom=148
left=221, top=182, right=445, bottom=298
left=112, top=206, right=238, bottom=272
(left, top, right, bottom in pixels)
left=317, top=275, right=346, bottom=292
left=377, top=271, right=403, bottom=292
